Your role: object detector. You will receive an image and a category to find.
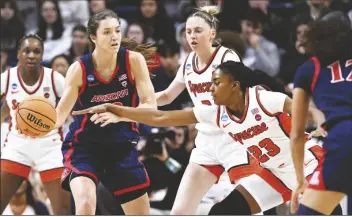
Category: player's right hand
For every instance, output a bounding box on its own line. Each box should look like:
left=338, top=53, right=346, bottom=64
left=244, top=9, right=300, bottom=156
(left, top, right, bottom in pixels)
left=290, top=180, right=306, bottom=214
left=90, top=112, right=121, bottom=127
left=72, top=103, right=110, bottom=115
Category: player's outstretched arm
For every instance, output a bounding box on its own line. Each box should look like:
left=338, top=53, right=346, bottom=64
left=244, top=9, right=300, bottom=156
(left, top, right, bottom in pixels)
left=72, top=104, right=199, bottom=127
left=55, top=61, right=82, bottom=128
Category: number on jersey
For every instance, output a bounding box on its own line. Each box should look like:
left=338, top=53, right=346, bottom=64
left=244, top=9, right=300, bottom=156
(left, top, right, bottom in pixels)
left=328, top=59, right=352, bottom=83
left=247, top=138, right=281, bottom=163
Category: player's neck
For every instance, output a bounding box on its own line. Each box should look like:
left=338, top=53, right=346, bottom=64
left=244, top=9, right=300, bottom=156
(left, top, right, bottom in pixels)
left=92, top=49, right=117, bottom=70
left=196, top=46, right=216, bottom=67
left=226, top=92, right=246, bottom=119
left=20, top=66, right=41, bottom=84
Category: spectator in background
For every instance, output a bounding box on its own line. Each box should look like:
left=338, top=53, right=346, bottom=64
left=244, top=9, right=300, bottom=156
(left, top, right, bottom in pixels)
left=36, top=0, right=71, bottom=64
left=51, top=54, right=71, bottom=77
left=279, top=18, right=311, bottom=92
left=176, top=23, right=192, bottom=65
left=58, top=0, right=89, bottom=29
left=126, top=22, right=146, bottom=44
left=293, top=0, right=332, bottom=24
left=241, top=8, right=280, bottom=77
left=1, top=49, right=10, bottom=72
left=65, top=24, right=89, bottom=63
left=138, top=0, right=176, bottom=44
left=15, top=0, right=38, bottom=34
left=152, top=42, right=191, bottom=111
left=89, top=0, right=128, bottom=35
left=2, top=181, right=50, bottom=215
left=1, top=0, right=25, bottom=65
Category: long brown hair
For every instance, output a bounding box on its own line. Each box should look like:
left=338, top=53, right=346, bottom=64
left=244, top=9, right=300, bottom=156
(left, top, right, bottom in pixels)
left=87, top=9, right=156, bottom=64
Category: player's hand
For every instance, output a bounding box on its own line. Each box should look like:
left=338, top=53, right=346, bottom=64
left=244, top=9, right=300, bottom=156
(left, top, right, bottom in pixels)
left=290, top=180, right=306, bottom=214
left=90, top=112, right=121, bottom=127
left=72, top=103, right=110, bottom=115
left=308, top=127, right=327, bottom=138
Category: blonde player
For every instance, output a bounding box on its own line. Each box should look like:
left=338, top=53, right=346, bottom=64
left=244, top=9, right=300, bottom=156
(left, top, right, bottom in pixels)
left=73, top=61, right=337, bottom=215
left=0, top=35, right=70, bottom=214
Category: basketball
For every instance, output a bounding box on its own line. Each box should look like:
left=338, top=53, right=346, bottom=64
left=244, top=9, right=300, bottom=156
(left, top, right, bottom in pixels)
left=16, top=96, right=57, bottom=138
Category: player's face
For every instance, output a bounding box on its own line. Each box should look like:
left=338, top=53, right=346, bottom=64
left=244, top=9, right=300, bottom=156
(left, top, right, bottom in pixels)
left=186, top=16, right=215, bottom=51
left=17, top=39, right=43, bottom=70
left=91, top=17, right=121, bottom=52
left=210, top=68, right=238, bottom=105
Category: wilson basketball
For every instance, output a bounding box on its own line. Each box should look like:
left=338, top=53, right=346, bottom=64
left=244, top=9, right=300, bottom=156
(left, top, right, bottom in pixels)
left=16, top=96, right=57, bottom=138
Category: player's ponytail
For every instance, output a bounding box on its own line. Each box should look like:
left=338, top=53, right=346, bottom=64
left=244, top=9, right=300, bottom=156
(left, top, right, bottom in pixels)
left=216, top=61, right=286, bottom=94
left=120, top=37, right=157, bottom=66
left=188, top=5, right=220, bottom=30
left=199, top=5, right=221, bottom=17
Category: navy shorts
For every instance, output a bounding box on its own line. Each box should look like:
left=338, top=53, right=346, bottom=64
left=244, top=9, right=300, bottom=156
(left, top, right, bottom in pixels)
left=61, top=140, right=150, bottom=204
left=307, top=120, right=352, bottom=195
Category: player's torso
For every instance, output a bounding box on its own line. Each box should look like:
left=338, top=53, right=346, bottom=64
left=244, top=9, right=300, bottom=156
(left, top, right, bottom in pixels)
left=68, top=49, right=139, bottom=144
left=217, top=86, right=292, bottom=168
left=5, top=66, right=60, bottom=137
left=312, top=58, right=352, bottom=128
left=184, top=46, right=230, bottom=133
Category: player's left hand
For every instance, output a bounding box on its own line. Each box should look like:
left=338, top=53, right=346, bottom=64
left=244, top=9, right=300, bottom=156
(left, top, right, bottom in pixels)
left=72, top=103, right=110, bottom=115
left=290, top=180, right=307, bottom=214
left=90, top=112, right=121, bottom=127
left=308, top=127, right=327, bottom=138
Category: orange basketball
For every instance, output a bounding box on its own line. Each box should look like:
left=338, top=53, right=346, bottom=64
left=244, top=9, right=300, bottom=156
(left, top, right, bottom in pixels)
left=16, top=96, right=57, bottom=138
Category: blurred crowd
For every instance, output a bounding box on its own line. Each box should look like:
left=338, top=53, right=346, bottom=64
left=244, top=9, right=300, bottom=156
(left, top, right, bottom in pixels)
left=1, top=0, right=351, bottom=215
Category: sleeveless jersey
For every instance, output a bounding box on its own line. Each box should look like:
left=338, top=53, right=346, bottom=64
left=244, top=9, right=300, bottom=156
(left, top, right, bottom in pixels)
left=194, top=86, right=307, bottom=168
left=182, top=46, right=241, bottom=133
left=65, top=48, right=139, bottom=145
left=294, top=57, right=352, bottom=129
left=2, top=66, right=63, bottom=138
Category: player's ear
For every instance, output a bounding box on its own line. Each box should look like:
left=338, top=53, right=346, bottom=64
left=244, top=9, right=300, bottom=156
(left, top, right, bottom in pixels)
left=90, top=34, right=97, bottom=44
left=232, top=81, right=240, bottom=92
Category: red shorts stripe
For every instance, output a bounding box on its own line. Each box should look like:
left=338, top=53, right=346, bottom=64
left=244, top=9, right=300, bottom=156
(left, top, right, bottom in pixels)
left=113, top=169, right=150, bottom=196
left=228, top=155, right=261, bottom=184
left=40, top=167, right=64, bottom=183
left=1, top=159, right=31, bottom=179
left=201, top=165, right=225, bottom=183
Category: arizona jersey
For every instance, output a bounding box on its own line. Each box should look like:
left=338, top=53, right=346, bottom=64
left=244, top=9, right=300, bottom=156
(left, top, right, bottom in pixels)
left=175, top=46, right=241, bottom=133
left=65, top=48, right=139, bottom=145
left=0, top=66, right=65, bottom=138
left=294, top=57, right=352, bottom=129
left=193, top=86, right=316, bottom=168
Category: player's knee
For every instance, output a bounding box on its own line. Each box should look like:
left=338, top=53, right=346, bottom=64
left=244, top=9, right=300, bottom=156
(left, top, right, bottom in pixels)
left=75, top=196, right=96, bottom=215
left=208, top=189, right=251, bottom=215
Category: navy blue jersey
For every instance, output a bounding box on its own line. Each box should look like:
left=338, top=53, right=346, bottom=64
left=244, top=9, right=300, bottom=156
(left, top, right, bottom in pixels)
left=65, top=48, right=139, bottom=145
left=294, top=57, right=352, bottom=129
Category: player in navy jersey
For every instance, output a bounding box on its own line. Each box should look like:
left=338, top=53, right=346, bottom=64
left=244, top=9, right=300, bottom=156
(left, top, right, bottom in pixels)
left=52, top=10, right=157, bottom=215
left=290, top=18, right=352, bottom=215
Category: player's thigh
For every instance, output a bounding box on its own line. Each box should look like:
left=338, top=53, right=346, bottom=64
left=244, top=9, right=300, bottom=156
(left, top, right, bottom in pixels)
left=70, top=176, right=97, bottom=206
left=121, top=193, right=149, bottom=215
left=237, top=173, right=286, bottom=213
left=301, top=188, right=345, bottom=215
left=171, top=162, right=219, bottom=215
left=42, top=179, right=71, bottom=215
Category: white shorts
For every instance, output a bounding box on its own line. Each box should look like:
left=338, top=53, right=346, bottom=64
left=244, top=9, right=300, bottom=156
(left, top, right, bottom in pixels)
left=1, top=132, right=64, bottom=182
left=237, top=139, right=322, bottom=212
left=190, top=131, right=254, bottom=182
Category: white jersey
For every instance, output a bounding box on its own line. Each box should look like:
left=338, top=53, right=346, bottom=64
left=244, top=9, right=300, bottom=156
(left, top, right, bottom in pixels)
left=1, top=66, right=65, bottom=139
left=194, top=85, right=316, bottom=169
left=175, top=46, right=241, bottom=133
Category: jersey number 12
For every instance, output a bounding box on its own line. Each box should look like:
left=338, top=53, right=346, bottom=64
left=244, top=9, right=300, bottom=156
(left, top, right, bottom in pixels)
left=328, top=59, right=352, bottom=83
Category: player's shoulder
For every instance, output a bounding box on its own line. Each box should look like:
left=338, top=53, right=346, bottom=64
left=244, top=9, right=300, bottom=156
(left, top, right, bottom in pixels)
left=218, top=46, right=242, bottom=63
left=296, top=58, right=317, bottom=75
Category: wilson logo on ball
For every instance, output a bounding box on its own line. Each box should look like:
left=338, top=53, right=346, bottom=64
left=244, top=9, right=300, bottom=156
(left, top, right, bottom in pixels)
left=26, top=113, right=50, bottom=130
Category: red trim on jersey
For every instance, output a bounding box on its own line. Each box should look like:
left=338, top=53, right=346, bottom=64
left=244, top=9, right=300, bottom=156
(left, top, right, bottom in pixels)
left=255, top=86, right=280, bottom=117
left=17, top=65, right=44, bottom=95
left=201, top=165, right=225, bottom=183
left=4, top=103, right=12, bottom=143
left=308, top=144, right=325, bottom=162
left=39, top=167, right=64, bottom=183
left=216, top=105, right=221, bottom=127
left=3, top=68, right=10, bottom=97
left=93, top=62, right=119, bottom=85
left=307, top=150, right=326, bottom=191
left=276, top=113, right=292, bottom=138
left=113, top=169, right=150, bottom=196
left=126, top=50, right=135, bottom=85
left=1, top=159, right=31, bottom=179
left=51, top=70, right=60, bottom=99
left=182, top=53, right=191, bottom=76
left=228, top=154, right=260, bottom=183
left=310, top=57, right=321, bottom=93
left=130, top=89, right=139, bottom=133
left=226, top=88, right=249, bottom=123
left=258, top=168, right=292, bottom=203
left=192, top=46, right=221, bottom=74
left=77, top=60, right=87, bottom=96
left=221, top=49, right=243, bottom=63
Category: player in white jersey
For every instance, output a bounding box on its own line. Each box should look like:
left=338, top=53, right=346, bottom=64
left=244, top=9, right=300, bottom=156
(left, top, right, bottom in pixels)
left=72, top=61, right=343, bottom=215
left=0, top=35, right=70, bottom=214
